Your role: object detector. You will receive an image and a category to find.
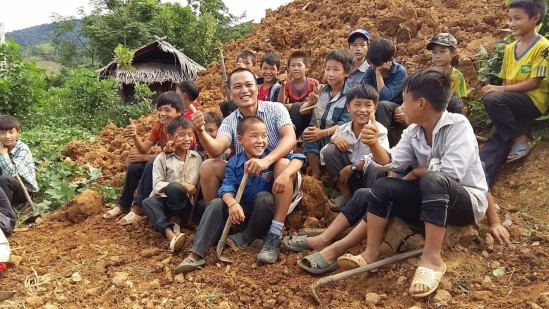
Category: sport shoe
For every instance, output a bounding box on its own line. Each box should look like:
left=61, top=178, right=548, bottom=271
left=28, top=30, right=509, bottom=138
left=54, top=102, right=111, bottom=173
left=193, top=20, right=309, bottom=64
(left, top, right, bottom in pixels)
left=257, top=232, right=281, bottom=264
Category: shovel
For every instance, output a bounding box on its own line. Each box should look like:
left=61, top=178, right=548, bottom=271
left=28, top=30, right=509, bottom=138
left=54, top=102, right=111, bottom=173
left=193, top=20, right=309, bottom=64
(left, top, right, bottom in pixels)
left=216, top=172, right=249, bottom=263
left=14, top=174, right=40, bottom=224
left=309, top=248, right=423, bottom=305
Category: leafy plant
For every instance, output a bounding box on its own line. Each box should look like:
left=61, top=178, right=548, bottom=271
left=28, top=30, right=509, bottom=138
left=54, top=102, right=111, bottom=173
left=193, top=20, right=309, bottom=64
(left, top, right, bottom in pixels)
left=114, top=44, right=135, bottom=71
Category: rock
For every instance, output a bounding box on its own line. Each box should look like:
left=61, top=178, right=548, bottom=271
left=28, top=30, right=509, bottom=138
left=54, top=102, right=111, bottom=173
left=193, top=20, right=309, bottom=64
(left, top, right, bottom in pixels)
left=285, top=210, right=303, bottom=230
left=149, top=279, right=161, bottom=289
left=44, top=304, right=58, bottom=309
left=86, top=287, right=100, bottom=296
left=174, top=274, right=185, bottom=283
left=433, top=289, right=452, bottom=304
left=303, top=216, right=322, bottom=228
left=538, top=292, right=549, bottom=304
left=71, top=272, right=82, bottom=283
left=112, top=272, right=129, bottom=286
left=481, top=276, right=493, bottom=290
left=400, top=234, right=424, bottom=251
left=365, top=293, right=381, bottom=305
left=8, top=254, right=22, bottom=266
left=53, top=189, right=103, bottom=224
left=218, top=301, right=231, bottom=309
left=481, top=250, right=489, bottom=259
left=25, top=295, right=44, bottom=308
left=263, top=298, right=276, bottom=308
left=527, top=301, right=542, bottom=309
left=397, top=276, right=407, bottom=286
left=300, top=176, right=329, bottom=219
left=383, top=217, right=414, bottom=252
left=444, top=225, right=479, bottom=248
left=489, top=261, right=501, bottom=269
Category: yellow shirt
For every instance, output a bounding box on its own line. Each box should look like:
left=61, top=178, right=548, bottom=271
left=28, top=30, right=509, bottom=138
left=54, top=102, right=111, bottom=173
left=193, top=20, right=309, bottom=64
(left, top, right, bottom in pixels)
left=500, top=35, right=549, bottom=114
left=451, top=67, right=467, bottom=97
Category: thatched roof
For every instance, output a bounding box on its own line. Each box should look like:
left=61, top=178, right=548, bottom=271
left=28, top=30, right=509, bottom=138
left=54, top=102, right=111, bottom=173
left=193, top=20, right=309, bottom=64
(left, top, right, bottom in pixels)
left=99, top=38, right=205, bottom=84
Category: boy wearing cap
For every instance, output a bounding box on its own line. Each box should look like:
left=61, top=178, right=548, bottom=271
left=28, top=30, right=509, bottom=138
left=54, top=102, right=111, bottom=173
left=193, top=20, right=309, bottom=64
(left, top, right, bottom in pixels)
left=346, top=29, right=371, bottom=88
left=426, top=33, right=466, bottom=114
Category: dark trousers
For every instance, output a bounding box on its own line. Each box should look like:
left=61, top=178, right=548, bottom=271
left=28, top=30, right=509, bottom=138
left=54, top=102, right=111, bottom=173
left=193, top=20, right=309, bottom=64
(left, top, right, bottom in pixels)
left=366, top=172, right=475, bottom=227
left=0, top=186, right=16, bottom=236
left=480, top=92, right=541, bottom=186
left=142, top=182, right=190, bottom=238
left=118, top=160, right=154, bottom=209
left=322, top=144, right=386, bottom=192
left=375, top=101, right=399, bottom=130
left=191, top=192, right=275, bottom=258
left=289, top=102, right=312, bottom=138
left=0, top=175, right=27, bottom=206
left=340, top=188, right=371, bottom=226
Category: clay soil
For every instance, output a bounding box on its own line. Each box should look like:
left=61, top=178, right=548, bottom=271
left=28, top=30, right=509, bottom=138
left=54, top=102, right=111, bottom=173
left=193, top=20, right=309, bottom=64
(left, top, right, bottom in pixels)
left=1, top=0, right=548, bottom=308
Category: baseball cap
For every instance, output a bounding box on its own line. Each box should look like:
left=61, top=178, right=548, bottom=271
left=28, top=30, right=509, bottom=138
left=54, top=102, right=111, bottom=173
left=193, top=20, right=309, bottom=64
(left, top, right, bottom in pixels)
left=426, top=33, right=458, bottom=50
left=347, top=29, right=371, bottom=44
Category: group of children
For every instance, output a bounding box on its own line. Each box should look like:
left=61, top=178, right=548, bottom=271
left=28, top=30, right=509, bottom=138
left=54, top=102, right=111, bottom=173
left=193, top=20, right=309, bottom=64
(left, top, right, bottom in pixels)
left=0, top=0, right=546, bottom=300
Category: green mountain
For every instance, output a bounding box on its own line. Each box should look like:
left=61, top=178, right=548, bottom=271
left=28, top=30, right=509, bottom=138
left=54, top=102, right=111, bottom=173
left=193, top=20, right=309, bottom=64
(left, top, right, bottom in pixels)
left=6, top=21, right=84, bottom=48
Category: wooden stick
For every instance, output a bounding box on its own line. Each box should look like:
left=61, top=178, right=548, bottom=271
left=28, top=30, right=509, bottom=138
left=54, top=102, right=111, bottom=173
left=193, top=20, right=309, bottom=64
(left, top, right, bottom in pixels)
left=14, top=174, right=35, bottom=210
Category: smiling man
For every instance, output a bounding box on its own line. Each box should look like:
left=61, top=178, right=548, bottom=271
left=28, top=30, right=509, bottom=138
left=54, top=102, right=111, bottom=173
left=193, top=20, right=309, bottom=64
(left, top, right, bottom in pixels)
left=188, top=68, right=299, bottom=263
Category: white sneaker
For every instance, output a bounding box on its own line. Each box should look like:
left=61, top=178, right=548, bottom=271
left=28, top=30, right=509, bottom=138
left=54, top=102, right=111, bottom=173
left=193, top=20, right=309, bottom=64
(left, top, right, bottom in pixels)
left=169, top=233, right=186, bottom=253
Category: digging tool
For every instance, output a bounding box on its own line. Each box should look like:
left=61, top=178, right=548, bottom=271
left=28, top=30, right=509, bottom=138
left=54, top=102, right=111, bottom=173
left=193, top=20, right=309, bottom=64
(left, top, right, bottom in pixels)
left=14, top=174, right=40, bottom=224
left=309, top=248, right=423, bottom=305
left=0, top=291, right=15, bottom=302
left=213, top=47, right=230, bottom=101
left=216, top=172, right=249, bottom=263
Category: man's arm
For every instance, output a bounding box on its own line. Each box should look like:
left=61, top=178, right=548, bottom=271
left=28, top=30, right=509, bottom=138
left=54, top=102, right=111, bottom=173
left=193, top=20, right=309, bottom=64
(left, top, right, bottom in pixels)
left=195, top=130, right=231, bottom=158
left=264, top=125, right=296, bottom=164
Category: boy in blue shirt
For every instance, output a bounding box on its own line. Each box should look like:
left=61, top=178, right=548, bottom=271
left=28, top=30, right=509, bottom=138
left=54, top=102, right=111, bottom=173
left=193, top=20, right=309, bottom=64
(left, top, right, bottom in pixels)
left=346, top=29, right=371, bottom=88
left=174, top=116, right=305, bottom=274
left=361, top=38, right=408, bottom=132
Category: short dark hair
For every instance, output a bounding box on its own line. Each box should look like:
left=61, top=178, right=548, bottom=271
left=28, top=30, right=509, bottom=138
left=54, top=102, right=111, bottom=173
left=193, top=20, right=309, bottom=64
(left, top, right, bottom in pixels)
left=166, top=116, right=194, bottom=135
left=326, top=49, right=354, bottom=74
left=227, top=68, right=257, bottom=89
left=176, top=81, right=200, bottom=101
left=287, top=50, right=310, bottom=68
left=156, top=91, right=184, bottom=111
left=509, top=0, right=547, bottom=25
left=367, top=38, right=396, bottom=66
left=260, top=52, right=280, bottom=70
left=236, top=116, right=265, bottom=136
left=203, top=111, right=223, bottom=127
left=346, top=84, right=379, bottom=105
left=237, top=50, right=256, bottom=64
left=0, top=115, right=20, bottom=131
left=402, top=68, right=452, bottom=112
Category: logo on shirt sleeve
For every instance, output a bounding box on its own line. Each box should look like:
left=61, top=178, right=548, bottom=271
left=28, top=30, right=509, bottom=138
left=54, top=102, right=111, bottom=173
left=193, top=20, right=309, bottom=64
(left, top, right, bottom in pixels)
left=520, top=64, right=532, bottom=74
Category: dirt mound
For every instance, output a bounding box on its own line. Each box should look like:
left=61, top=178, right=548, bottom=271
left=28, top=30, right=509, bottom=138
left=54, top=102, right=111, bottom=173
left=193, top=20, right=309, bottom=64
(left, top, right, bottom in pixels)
left=50, top=189, right=103, bottom=224
left=196, top=0, right=507, bottom=109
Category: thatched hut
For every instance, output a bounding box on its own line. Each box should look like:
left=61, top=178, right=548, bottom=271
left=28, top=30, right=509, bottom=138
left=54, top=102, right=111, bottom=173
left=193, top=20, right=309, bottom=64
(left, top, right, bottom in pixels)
left=99, top=37, right=205, bottom=101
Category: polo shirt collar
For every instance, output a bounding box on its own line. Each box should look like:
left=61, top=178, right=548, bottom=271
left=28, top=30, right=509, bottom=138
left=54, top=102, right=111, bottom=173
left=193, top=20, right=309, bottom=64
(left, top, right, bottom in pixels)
left=236, top=150, right=268, bottom=167
left=236, top=100, right=265, bottom=120
left=408, top=111, right=455, bottom=139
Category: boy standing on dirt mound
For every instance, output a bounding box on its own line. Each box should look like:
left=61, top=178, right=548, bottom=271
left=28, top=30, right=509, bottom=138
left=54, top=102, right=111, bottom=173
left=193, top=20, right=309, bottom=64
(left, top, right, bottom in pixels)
left=480, top=0, right=549, bottom=186
left=103, top=91, right=184, bottom=224
left=191, top=68, right=302, bottom=264
left=141, top=117, right=202, bottom=253
left=335, top=69, right=489, bottom=298
left=174, top=117, right=305, bottom=274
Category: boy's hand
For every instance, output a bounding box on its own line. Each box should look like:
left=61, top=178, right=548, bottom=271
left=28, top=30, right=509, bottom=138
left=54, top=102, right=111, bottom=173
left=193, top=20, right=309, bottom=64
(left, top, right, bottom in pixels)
left=339, top=165, right=353, bottom=184
left=488, top=223, right=511, bottom=245
left=307, top=85, right=322, bottom=106
left=331, top=137, right=352, bottom=152
left=279, top=71, right=289, bottom=83
left=393, top=107, right=407, bottom=126
left=360, top=112, right=379, bottom=146
left=303, top=127, right=324, bottom=142
left=124, top=118, right=137, bottom=138
left=481, top=85, right=504, bottom=95
left=244, top=158, right=271, bottom=176
left=273, top=172, right=290, bottom=194
left=229, top=203, right=245, bottom=224
left=402, top=167, right=427, bottom=181
left=127, top=151, right=146, bottom=163
left=181, top=182, right=196, bottom=196
left=190, top=105, right=205, bottom=133
left=163, top=141, right=175, bottom=153
left=376, top=61, right=392, bottom=75
left=0, top=144, right=7, bottom=155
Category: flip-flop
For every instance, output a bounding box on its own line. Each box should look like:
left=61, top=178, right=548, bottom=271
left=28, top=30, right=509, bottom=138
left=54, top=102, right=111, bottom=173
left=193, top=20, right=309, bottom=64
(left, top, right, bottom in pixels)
left=297, top=252, right=339, bottom=275
left=173, top=258, right=206, bottom=275
left=506, top=143, right=532, bottom=163
left=409, top=264, right=447, bottom=298
left=329, top=195, right=346, bottom=211
left=103, top=207, right=128, bottom=219
left=282, top=235, right=311, bottom=252
left=337, top=253, right=368, bottom=270
left=169, top=233, right=187, bottom=253
left=118, top=211, right=145, bottom=225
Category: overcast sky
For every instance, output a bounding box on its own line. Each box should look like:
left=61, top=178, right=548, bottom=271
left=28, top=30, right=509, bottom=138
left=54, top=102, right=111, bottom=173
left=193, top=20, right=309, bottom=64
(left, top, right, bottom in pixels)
left=0, top=0, right=293, bottom=32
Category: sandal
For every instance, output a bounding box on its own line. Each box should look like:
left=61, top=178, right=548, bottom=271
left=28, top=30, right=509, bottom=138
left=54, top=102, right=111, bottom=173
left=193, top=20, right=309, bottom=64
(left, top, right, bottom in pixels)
left=329, top=195, right=346, bottom=211
left=337, top=253, right=368, bottom=270
left=409, top=264, right=447, bottom=298
left=282, top=235, right=311, bottom=252
left=118, top=211, right=145, bottom=225
left=103, top=207, right=128, bottom=219
left=506, top=143, right=532, bottom=163
left=173, top=257, right=206, bottom=275
left=169, top=233, right=187, bottom=253
left=297, top=252, right=339, bottom=275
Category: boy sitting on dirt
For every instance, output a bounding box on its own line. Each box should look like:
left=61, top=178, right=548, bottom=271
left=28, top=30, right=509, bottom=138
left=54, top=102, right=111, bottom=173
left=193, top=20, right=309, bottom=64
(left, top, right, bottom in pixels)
left=319, top=84, right=389, bottom=209
left=335, top=68, right=489, bottom=298
left=104, top=91, right=184, bottom=224
left=426, top=32, right=466, bottom=114
left=480, top=0, right=549, bottom=185
left=257, top=52, right=281, bottom=102
left=361, top=38, right=408, bottom=134
left=141, top=117, right=202, bottom=253
left=346, top=29, right=371, bottom=88
left=299, top=49, right=353, bottom=179
left=173, top=116, right=305, bottom=274
left=277, top=50, right=320, bottom=137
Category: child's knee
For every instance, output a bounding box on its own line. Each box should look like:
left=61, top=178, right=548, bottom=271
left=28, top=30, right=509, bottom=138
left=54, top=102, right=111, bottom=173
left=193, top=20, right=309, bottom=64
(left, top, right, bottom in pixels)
left=322, top=143, right=342, bottom=159
left=165, top=182, right=184, bottom=194
left=418, top=171, right=449, bottom=194
left=255, top=192, right=274, bottom=209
